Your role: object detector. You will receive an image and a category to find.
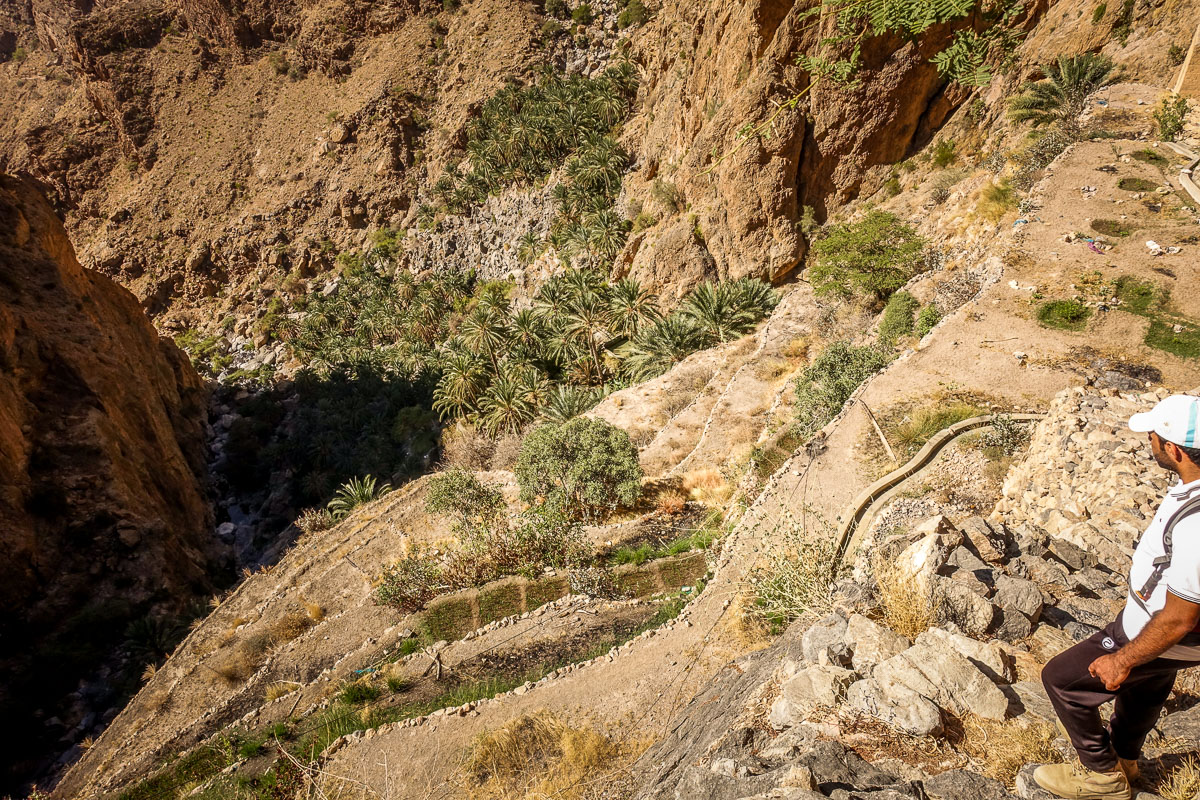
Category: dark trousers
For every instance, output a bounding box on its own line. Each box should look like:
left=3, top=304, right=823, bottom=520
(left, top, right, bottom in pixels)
left=1041, top=614, right=1200, bottom=771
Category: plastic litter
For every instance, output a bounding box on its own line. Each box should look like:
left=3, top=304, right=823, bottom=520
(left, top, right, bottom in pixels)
left=1013, top=218, right=1028, bottom=228
left=1097, top=164, right=1117, bottom=173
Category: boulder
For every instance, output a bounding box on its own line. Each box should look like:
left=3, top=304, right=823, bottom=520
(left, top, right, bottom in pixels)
left=960, top=517, right=1008, bottom=564
left=801, top=613, right=850, bottom=666
left=895, top=527, right=961, bottom=596
left=846, top=677, right=943, bottom=737
left=845, top=614, right=910, bottom=672
left=931, top=575, right=996, bottom=637
left=873, top=634, right=1009, bottom=720
left=923, top=769, right=1015, bottom=800
left=917, top=627, right=1013, bottom=684
left=768, top=665, right=856, bottom=728
left=993, top=574, right=1045, bottom=620
left=993, top=608, right=1034, bottom=642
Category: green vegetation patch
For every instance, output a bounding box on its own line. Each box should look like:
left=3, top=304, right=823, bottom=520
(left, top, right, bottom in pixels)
left=478, top=581, right=525, bottom=625
left=878, top=291, right=919, bottom=347
left=421, top=595, right=476, bottom=642
left=1089, top=218, right=1133, bottom=238
left=1145, top=320, right=1200, bottom=359
left=1037, top=299, right=1092, bottom=330
left=793, top=342, right=893, bottom=437
left=1114, top=275, right=1167, bottom=315
left=1130, top=148, right=1168, bottom=166
left=1117, top=177, right=1159, bottom=192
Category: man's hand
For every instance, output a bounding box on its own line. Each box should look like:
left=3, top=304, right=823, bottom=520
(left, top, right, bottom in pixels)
left=1088, top=653, right=1131, bottom=691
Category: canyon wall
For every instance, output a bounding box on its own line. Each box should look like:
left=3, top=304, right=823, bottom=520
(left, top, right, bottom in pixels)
left=0, top=172, right=219, bottom=789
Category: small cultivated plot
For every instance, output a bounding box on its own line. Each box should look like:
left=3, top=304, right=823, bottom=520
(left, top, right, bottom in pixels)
left=1036, top=298, right=1091, bottom=331
left=121, top=588, right=700, bottom=800
left=1117, top=176, right=1158, bottom=192
left=1113, top=276, right=1200, bottom=359
left=1089, top=218, right=1134, bottom=238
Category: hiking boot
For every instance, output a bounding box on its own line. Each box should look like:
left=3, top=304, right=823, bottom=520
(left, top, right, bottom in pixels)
left=1116, top=757, right=1140, bottom=785
left=1033, top=762, right=1132, bottom=800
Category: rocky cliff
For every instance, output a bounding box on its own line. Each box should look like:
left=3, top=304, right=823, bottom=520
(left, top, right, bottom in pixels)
left=0, top=173, right=220, bottom=791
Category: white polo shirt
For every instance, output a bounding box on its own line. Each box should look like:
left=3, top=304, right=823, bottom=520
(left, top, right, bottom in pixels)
left=1121, top=478, right=1200, bottom=660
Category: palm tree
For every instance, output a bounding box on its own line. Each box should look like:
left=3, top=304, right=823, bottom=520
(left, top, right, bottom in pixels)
left=625, top=315, right=705, bottom=381
left=585, top=208, right=630, bottom=260
left=433, top=348, right=486, bottom=419
left=509, top=307, right=547, bottom=360
left=540, top=384, right=602, bottom=423
left=607, top=277, right=661, bottom=338
left=327, top=475, right=392, bottom=518
left=680, top=281, right=755, bottom=343
left=563, top=290, right=609, bottom=380
left=516, top=231, right=542, bottom=265
left=477, top=368, right=536, bottom=436
left=1008, top=53, right=1119, bottom=135
left=459, top=307, right=510, bottom=373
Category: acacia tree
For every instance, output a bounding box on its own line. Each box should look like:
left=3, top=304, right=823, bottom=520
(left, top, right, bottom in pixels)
left=808, top=211, right=925, bottom=305
left=515, top=417, right=642, bottom=519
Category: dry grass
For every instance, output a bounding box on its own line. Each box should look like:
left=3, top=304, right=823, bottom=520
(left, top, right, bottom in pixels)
left=462, top=711, right=644, bottom=800
left=754, top=357, right=794, bottom=382
left=723, top=590, right=776, bottom=650
left=655, top=491, right=687, bottom=515
left=266, top=682, right=300, bottom=702
left=269, top=611, right=316, bottom=647
left=442, top=424, right=496, bottom=470
left=1158, top=755, right=1200, bottom=800
left=681, top=468, right=727, bottom=503
left=782, top=336, right=810, bottom=361
left=141, top=663, right=159, bottom=682
left=490, top=434, right=522, bottom=470
left=303, top=600, right=326, bottom=622
left=874, top=560, right=935, bottom=640
left=953, top=714, right=1062, bottom=784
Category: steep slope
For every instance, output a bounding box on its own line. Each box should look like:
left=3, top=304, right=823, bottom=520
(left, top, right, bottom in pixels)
left=0, top=173, right=220, bottom=792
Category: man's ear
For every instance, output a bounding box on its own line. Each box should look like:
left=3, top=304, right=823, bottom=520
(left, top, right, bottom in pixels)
left=1164, top=440, right=1182, bottom=464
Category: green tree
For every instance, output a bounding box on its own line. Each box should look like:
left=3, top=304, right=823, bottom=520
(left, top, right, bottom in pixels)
left=607, top=277, right=661, bottom=338
left=1007, top=53, right=1119, bottom=136
left=808, top=211, right=926, bottom=304
left=426, top=468, right=505, bottom=533
left=515, top=417, right=643, bottom=518
left=624, top=315, right=705, bottom=381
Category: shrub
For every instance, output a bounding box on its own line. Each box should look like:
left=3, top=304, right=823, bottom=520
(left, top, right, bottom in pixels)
left=426, top=468, right=505, bottom=531
left=515, top=417, right=643, bottom=517
left=981, top=413, right=1031, bottom=455
left=1036, top=299, right=1091, bottom=330
left=1153, top=95, right=1188, bottom=142
left=1091, top=2, right=1106, bottom=22
left=979, top=179, right=1017, bottom=221
left=878, top=291, right=919, bottom=347
left=327, top=475, right=391, bottom=519
left=267, top=51, right=290, bottom=75
left=617, top=0, right=650, bottom=28
left=932, top=138, right=957, bottom=167
left=1011, top=128, right=1072, bottom=190
left=296, top=507, right=336, bottom=534
left=571, top=3, right=595, bottom=24
left=540, top=18, right=563, bottom=40
left=650, top=178, right=684, bottom=212
left=809, top=211, right=927, bottom=303
left=747, top=509, right=839, bottom=627
left=1168, top=43, right=1186, bottom=66
left=915, top=303, right=941, bottom=337
left=544, top=0, right=568, bottom=18
left=376, top=554, right=445, bottom=611
left=794, top=341, right=892, bottom=437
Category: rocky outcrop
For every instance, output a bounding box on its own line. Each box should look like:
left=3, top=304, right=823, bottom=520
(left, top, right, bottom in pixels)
left=0, top=173, right=218, bottom=791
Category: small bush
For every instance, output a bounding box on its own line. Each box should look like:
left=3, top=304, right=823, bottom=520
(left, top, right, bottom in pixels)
left=932, top=138, right=958, bottom=167
left=1091, top=3, right=1106, bottom=22
left=1036, top=299, right=1092, bottom=330
left=915, top=304, right=941, bottom=337
left=1090, top=218, right=1133, bottom=237
left=267, top=51, right=290, bottom=75
left=809, top=211, right=927, bottom=303
left=878, top=291, right=919, bottom=347
left=883, top=175, right=901, bottom=197
left=981, top=413, right=1031, bottom=456
left=650, top=178, right=685, bottom=212
left=793, top=342, right=892, bottom=437
left=875, top=559, right=935, bottom=639
left=544, top=0, right=568, bottom=18
left=386, top=676, right=411, bottom=693
left=1153, top=95, right=1188, bottom=142
left=571, top=3, right=594, bottom=24
left=1168, top=43, right=1186, bottom=66
left=747, top=509, right=840, bottom=628
left=979, top=179, right=1017, bottom=221
left=1117, top=176, right=1158, bottom=192
left=376, top=555, right=445, bottom=612
left=515, top=417, right=643, bottom=518
left=617, top=0, right=650, bottom=28
left=296, top=507, right=336, bottom=534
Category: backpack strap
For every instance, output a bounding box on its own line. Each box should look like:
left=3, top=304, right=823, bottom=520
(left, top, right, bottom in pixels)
left=1130, top=492, right=1200, bottom=628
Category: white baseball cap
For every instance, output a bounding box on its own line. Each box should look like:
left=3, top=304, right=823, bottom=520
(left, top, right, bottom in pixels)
left=1129, top=394, right=1200, bottom=448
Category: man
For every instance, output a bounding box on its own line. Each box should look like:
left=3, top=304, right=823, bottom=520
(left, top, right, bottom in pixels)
left=1035, top=393, right=1200, bottom=800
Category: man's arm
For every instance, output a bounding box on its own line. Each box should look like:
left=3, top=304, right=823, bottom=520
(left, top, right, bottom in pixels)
left=1089, top=592, right=1200, bottom=690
